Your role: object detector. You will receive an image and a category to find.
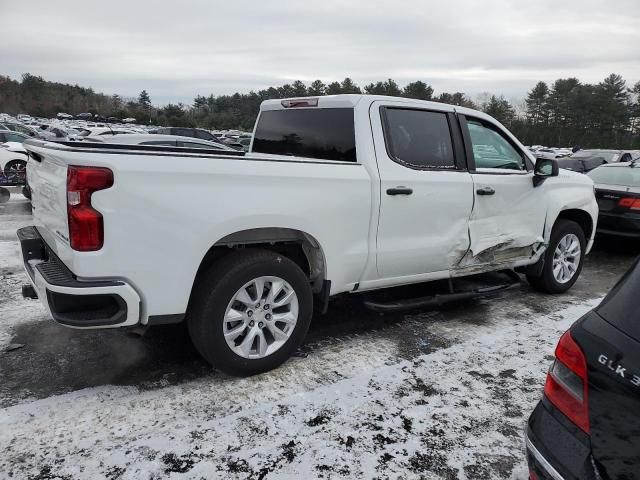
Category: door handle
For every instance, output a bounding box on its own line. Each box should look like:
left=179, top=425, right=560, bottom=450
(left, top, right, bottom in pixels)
left=386, top=186, right=413, bottom=196
left=476, top=186, right=495, bottom=196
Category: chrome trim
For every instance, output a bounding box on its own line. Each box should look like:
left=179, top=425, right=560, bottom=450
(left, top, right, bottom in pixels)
left=526, top=435, right=566, bottom=480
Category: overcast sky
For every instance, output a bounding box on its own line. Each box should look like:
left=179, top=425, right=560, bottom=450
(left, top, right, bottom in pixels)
left=2, top=0, right=639, bottom=105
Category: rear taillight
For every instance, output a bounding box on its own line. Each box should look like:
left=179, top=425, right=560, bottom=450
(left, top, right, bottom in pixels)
left=618, top=197, right=640, bottom=210
left=66, top=166, right=113, bottom=251
left=544, top=330, right=590, bottom=433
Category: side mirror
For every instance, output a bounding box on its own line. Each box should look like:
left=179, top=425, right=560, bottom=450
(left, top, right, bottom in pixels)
left=533, top=158, right=559, bottom=187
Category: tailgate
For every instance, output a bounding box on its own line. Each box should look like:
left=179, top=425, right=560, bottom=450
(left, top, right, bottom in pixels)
left=25, top=142, right=72, bottom=263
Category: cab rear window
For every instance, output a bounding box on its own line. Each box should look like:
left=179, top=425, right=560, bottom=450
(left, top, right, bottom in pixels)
left=252, top=108, right=356, bottom=162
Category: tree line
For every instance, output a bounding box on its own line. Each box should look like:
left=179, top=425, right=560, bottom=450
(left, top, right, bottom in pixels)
left=1, top=73, right=639, bottom=148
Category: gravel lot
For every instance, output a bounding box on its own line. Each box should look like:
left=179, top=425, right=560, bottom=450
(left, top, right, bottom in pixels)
left=0, top=191, right=636, bottom=480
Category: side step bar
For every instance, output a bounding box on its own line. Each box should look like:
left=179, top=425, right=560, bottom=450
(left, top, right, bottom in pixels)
left=362, top=271, right=522, bottom=313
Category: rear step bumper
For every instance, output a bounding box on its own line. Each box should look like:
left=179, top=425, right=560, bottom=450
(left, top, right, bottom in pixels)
left=17, top=226, right=141, bottom=328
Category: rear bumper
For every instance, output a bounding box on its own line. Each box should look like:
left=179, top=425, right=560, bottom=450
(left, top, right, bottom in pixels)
left=17, top=226, right=140, bottom=328
left=596, top=212, right=640, bottom=238
left=526, top=401, right=596, bottom=480
left=526, top=433, right=566, bottom=480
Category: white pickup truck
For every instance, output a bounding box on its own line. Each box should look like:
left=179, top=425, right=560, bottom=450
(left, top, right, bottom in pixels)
left=19, top=94, right=598, bottom=375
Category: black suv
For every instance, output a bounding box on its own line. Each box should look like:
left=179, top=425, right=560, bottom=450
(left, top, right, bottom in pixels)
left=156, top=127, right=217, bottom=142
left=526, top=258, right=640, bottom=479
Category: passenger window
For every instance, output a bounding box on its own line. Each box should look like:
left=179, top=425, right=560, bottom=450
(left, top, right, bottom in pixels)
left=383, top=108, right=455, bottom=169
left=466, top=120, right=525, bottom=170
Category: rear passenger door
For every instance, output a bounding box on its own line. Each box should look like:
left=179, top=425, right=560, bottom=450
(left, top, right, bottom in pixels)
left=372, top=102, right=474, bottom=278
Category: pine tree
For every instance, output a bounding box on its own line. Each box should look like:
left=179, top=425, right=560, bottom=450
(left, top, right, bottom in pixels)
left=290, top=80, right=308, bottom=97
left=403, top=81, right=434, bottom=100
left=482, top=95, right=515, bottom=126
left=138, top=90, right=152, bottom=110
left=326, top=82, right=342, bottom=95
left=307, top=80, right=326, bottom=96
left=525, top=82, right=549, bottom=125
left=340, top=78, right=361, bottom=94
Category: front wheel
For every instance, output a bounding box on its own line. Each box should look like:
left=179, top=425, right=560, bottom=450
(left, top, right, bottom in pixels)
left=527, top=219, right=586, bottom=293
left=187, top=249, right=313, bottom=376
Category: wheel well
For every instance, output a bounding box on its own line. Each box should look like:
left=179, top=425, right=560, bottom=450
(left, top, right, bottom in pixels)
left=556, top=209, right=593, bottom=239
left=4, top=159, right=26, bottom=169
left=193, top=228, right=326, bottom=293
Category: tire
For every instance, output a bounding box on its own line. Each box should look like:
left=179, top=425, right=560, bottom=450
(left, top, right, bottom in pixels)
left=4, top=160, right=27, bottom=185
left=527, top=219, right=586, bottom=293
left=187, top=249, right=313, bottom=376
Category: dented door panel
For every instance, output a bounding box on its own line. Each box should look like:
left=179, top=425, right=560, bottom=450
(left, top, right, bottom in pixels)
left=462, top=170, right=547, bottom=268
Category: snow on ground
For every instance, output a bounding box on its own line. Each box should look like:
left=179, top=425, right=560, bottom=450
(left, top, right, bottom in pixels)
left=0, top=298, right=601, bottom=480
left=0, top=240, right=20, bottom=271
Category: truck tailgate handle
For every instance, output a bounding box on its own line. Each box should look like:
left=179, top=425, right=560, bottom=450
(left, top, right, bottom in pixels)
left=386, top=187, right=413, bottom=196
left=476, top=186, right=495, bottom=196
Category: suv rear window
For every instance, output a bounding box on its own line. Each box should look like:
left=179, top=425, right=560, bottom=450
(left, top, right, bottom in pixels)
left=597, top=257, right=640, bottom=343
left=252, top=108, right=356, bottom=162
left=588, top=165, right=640, bottom=187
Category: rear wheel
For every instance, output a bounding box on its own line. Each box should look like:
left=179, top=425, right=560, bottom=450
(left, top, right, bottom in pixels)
left=4, top=160, right=27, bottom=184
left=187, top=249, right=313, bottom=376
left=527, top=219, right=585, bottom=293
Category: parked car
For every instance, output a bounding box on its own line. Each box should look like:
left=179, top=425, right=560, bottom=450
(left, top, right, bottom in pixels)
left=557, top=149, right=640, bottom=174
left=587, top=161, right=640, bottom=237
left=19, top=94, right=597, bottom=376
left=0, top=130, right=29, bottom=144
left=533, top=148, right=562, bottom=160
left=75, top=127, right=137, bottom=137
left=155, top=127, right=219, bottom=142
left=37, top=125, right=74, bottom=141
left=75, top=113, right=93, bottom=120
left=0, top=141, right=28, bottom=185
left=556, top=155, right=607, bottom=174
left=0, top=122, right=39, bottom=137
left=572, top=148, right=639, bottom=163
left=526, top=257, right=640, bottom=480
left=236, top=137, right=252, bottom=152
left=82, top=134, right=236, bottom=151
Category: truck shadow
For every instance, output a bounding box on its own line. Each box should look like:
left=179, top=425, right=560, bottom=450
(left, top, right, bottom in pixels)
left=1, top=287, right=482, bottom=406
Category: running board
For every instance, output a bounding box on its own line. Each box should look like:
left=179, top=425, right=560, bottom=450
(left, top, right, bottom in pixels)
left=362, top=271, right=522, bottom=313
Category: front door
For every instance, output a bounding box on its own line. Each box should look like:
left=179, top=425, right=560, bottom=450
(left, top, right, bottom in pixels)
left=458, top=115, right=547, bottom=267
left=372, top=102, right=474, bottom=279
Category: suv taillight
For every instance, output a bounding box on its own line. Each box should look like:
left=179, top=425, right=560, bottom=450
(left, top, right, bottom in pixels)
left=67, top=166, right=113, bottom=251
left=544, top=330, right=590, bottom=433
left=618, top=197, right=640, bottom=210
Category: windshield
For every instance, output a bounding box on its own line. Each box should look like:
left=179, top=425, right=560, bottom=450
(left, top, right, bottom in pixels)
left=588, top=165, right=640, bottom=187
left=572, top=150, right=619, bottom=162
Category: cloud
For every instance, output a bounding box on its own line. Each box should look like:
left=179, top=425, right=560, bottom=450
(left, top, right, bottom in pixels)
left=1, top=0, right=639, bottom=104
